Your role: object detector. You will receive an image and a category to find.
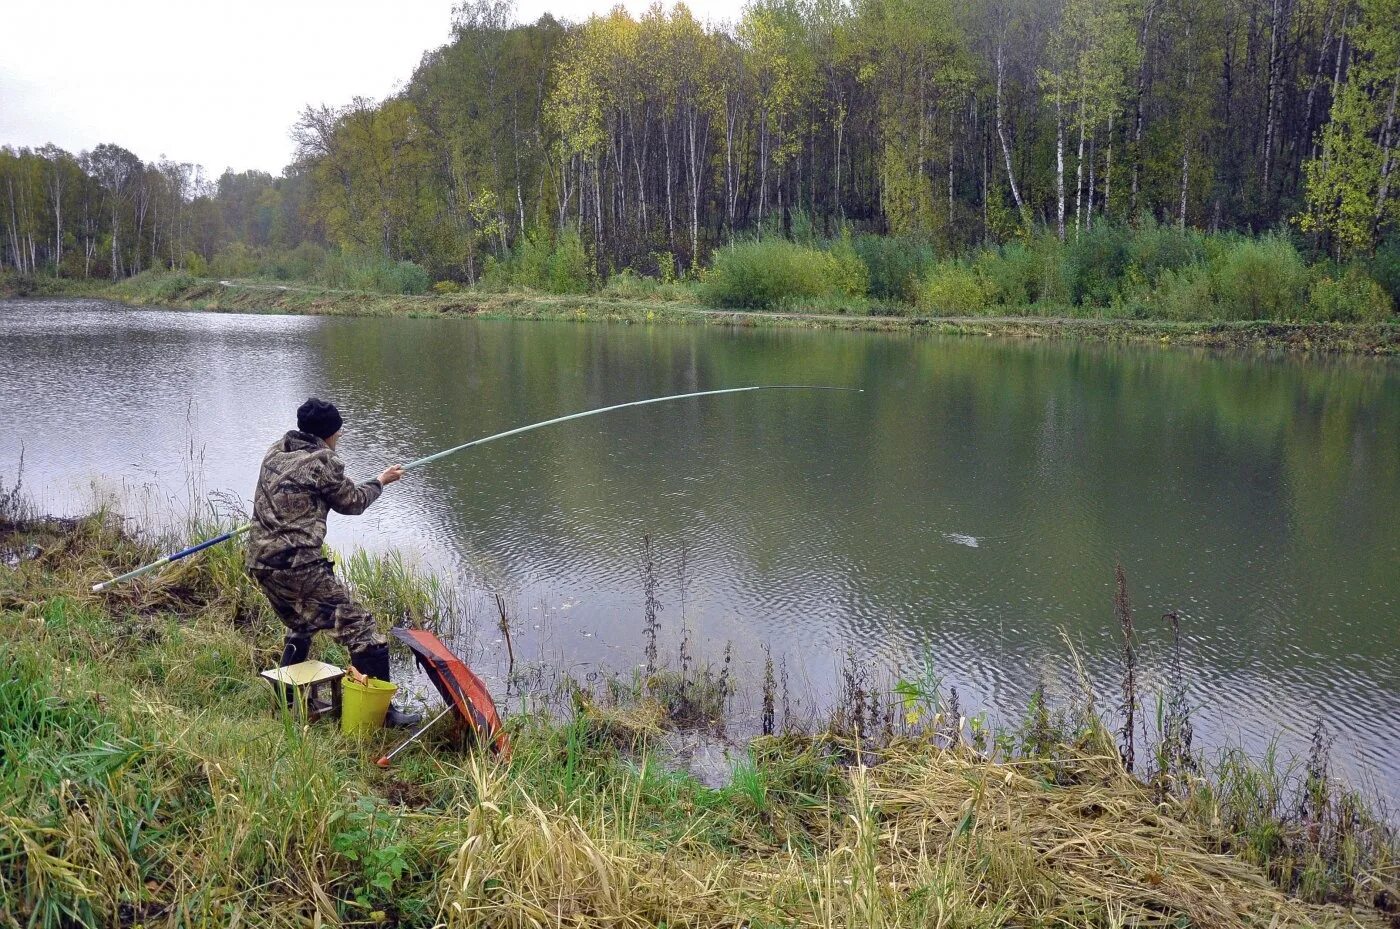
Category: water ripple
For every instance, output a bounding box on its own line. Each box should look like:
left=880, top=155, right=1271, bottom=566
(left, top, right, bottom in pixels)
left=3, top=298, right=1397, bottom=797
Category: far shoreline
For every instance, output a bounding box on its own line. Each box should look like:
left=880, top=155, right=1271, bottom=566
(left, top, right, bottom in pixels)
left=8, top=273, right=1400, bottom=356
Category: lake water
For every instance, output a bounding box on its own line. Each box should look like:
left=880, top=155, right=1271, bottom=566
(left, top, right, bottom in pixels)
left=2, top=298, right=1397, bottom=795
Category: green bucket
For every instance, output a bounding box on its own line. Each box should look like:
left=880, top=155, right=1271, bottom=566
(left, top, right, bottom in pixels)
left=342, top=677, right=397, bottom=735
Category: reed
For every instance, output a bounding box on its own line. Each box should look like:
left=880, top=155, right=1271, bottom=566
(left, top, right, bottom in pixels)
left=495, top=593, right=515, bottom=678
left=639, top=534, right=660, bottom=674
left=760, top=645, right=776, bottom=737
left=0, top=454, right=32, bottom=532
left=1114, top=563, right=1137, bottom=773
left=343, top=548, right=455, bottom=635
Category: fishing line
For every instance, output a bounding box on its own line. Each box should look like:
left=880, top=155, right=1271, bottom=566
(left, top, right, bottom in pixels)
left=92, top=385, right=861, bottom=591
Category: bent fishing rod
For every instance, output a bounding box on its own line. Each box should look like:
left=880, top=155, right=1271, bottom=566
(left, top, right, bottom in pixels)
left=92, top=385, right=859, bottom=592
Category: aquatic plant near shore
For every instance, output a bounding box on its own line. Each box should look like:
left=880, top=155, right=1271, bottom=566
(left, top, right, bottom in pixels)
left=1115, top=563, right=1138, bottom=773
left=0, top=455, right=31, bottom=532
left=1154, top=609, right=1197, bottom=800
left=344, top=548, right=455, bottom=634
left=761, top=645, right=776, bottom=736
left=640, top=534, right=661, bottom=674
left=494, top=592, right=516, bottom=679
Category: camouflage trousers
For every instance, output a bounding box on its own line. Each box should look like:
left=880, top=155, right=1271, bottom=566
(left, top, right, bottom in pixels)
left=250, top=560, right=386, bottom=653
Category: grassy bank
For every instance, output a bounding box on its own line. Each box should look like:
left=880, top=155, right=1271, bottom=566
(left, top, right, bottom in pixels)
left=15, top=270, right=1400, bottom=356
left=2, top=477, right=1397, bottom=927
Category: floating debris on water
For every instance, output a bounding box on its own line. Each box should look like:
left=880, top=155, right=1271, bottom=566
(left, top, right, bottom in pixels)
left=944, top=533, right=980, bottom=548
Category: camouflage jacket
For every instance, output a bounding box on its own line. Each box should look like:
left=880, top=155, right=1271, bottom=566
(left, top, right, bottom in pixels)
left=245, top=430, right=383, bottom=571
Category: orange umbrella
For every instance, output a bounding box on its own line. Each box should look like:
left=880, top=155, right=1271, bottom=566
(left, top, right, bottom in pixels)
left=376, top=627, right=510, bottom=766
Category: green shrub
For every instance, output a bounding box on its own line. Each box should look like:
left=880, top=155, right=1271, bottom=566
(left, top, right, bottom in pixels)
left=1148, top=265, right=1218, bottom=320
left=319, top=249, right=361, bottom=289
left=315, top=249, right=431, bottom=295
left=788, top=209, right=818, bottom=245
left=1304, top=268, right=1395, bottom=322
left=210, top=242, right=258, bottom=278
left=960, top=235, right=1072, bottom=310
left=0, top=271, right=39, bottom=297
left=119, top=269, right=197, bottom=302
left=479, top=255, right=511, bottom=292
left=260, top=253, right=291, bottom=281
left=56, top=252, right=88, bottom=278
left=386, top=260, right=430, bottom=295
left=701, top=238, right=850, bottom=309
left=182, top=251, right=208, bottom=277
left=917, top=261, right=994, bottom=314
left=650, top=250, right=679, bottom=283
left=329, top=797, right=412, bottom=908
left=503, top=235, right=549, bottom=289
left=1125, top=217, right=1205, bottom=284
left=320, top=253, right=347, bottom=287
left=852, top=234, right=933, bottom=303
left=261, top=242, right=326, bottom=282
left=976, top=242, right=1034, bottom=306
left=483, top=231, right=594, bottom=294
left=826, top=233, right=870, bottom=299
left=1066, top=223, right=1131, bottom=306
left=155, top=271, right=197, bottom=300
left=1368, top=235, right=1400, bottom=307
left=1005, top=233, right=1073, bottom=305
left=546, top=229, right=593, bottom=294
left=1211, top=235, right=1309, bottom=319
left=603, top=270, right=660, bottom=300
left=432, top=280, right=462, bottom=295
left=291, top=241, right=327, bottom=270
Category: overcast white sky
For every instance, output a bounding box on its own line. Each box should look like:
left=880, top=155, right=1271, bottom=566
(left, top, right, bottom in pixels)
left=0, top=0, right=745, bottom=177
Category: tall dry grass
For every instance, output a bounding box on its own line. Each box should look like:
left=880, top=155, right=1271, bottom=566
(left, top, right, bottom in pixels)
left=1, top=494, right=1395, bottom=927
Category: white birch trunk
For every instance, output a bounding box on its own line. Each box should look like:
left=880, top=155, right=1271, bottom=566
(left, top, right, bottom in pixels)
left=996, top=42, right=1029, bottom=225
left=1104, top=112, right=1115, bottom=220
left=1074, top=87, right=1086, bottom=238
left=1262, top=0, right=1285, bottom=189
left=1374, top=70, right=1399, bottom=231
left=1057, top=99, right=1066, bottom=241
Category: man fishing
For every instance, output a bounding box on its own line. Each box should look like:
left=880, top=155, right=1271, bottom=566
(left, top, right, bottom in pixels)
left=246, top=397, right=422, bottom=728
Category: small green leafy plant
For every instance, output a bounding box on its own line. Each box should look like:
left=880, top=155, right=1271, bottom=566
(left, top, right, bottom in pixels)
left=329, top=796, right=412, bottom=909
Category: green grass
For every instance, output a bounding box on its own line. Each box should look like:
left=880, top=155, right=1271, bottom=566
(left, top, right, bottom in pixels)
left=342, top=548, right=456, bottom=635
left=1, top=485, right=1397, bottom=926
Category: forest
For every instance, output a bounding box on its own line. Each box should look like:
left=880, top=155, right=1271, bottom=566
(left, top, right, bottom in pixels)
left=2, top=0, right=1398, bottom=316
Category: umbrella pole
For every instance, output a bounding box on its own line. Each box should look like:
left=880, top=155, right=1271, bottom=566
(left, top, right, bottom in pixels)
left=375, top=705, right=456, bottom=767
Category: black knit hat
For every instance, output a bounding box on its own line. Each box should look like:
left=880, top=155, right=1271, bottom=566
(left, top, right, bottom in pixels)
left=297, top=397, right=343, bottom=439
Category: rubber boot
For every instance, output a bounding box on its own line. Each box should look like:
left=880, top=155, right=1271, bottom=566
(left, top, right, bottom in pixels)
left=350, top=644, right=423, bottom=729
left=350, top=642, right=391, bottom=681
left=278, top=637, right=311, bottom=707
left=280, top=636, right=310, bottom=667
left=384, top=705, right=425, bottom=729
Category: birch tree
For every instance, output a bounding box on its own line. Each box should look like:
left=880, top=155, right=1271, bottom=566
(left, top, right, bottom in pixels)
left=1302, top=0, right=1400, bottom=252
